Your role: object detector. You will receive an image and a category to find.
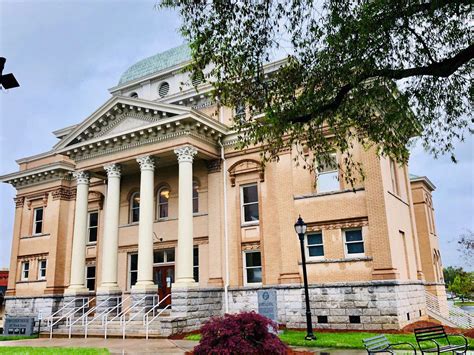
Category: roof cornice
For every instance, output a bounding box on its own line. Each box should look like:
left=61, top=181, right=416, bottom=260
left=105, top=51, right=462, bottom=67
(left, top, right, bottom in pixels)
left=410, top=175, right=436, bottom=191
left=0, top=162, right=75, bottom=188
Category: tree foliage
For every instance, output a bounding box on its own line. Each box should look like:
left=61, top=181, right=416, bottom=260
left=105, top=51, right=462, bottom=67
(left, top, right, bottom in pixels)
left=161, top=0, right=473, bottom=180
left=448, top=273, right=474, bottom=302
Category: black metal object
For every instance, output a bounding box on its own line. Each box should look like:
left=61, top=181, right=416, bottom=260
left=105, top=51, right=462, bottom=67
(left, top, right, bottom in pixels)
left=363, top=334, right=417, bottom=354
left=294, top=216, right=316, bottom=340
left=414, top=325, right=468, bottom=354
left=0, top=57, right=20, bottom=90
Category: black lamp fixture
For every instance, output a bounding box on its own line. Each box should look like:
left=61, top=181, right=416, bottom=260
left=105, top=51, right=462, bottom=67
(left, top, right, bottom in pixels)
left=0, top=57, right=20, bottom=90
left=294, top=215, right=316, bottom=340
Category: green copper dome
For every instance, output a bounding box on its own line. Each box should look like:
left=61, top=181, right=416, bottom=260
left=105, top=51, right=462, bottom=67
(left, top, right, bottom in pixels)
left=118, top=44, right=191, bottom=85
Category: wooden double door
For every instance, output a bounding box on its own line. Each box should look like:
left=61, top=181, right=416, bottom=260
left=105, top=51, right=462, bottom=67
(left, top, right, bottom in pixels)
left=153, top=265, right=174, bottom=307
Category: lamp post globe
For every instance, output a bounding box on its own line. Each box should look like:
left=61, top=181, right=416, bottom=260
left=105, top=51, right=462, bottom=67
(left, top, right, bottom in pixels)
left=294, top=215, right=316, bottom=340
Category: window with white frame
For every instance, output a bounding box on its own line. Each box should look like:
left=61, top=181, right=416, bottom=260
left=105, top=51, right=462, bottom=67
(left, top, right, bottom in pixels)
left=130, top=192, right=140, bottom=223
left=243, top=251, right=262, bottom=284
left=157, top=187, right=169, bottom=219
left=193, top=247, right=199, bottom=282
left=33, top=207, right=44, bottom=235
left=193, top=180, right=199, bottom=214
left=390, top=158, right=399, bottom=195
left=316, top=153, right=340, bottom=193
left=153, top=249, right=175, bottom=264
left=129, top=254, right=138, bottom=289
left=38, top=259, right=47, bottom=280
left=21, top=261, right=30, bottom=281
left=344, top=229, right=365, bottom=257
left=87, top=211, right=98, bottom=243
left=86, top=265, right=96, bottom=291
left=307, top=232, right=324, bottom=258
left=234, top=102, right=246, bottom=122
left=241, top=184, right=259, bottom=224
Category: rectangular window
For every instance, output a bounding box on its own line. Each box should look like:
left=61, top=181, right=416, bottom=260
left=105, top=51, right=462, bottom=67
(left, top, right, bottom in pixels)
left=86, top=265, right=96, bottom=291
left=87, top=211, right=98, bottom=243
left=390, top=159, right=399, bottom=195
left=153, top=249, right=175, bottom=264
left=38, top=260, right=47, bottom=280
left=33, top=207, right=44, bottom=235
left=241, top=184, right=259, bottom=224
left=244, top=251, right=262, bottom=285
left=344, top=229, right=365, bottom=257
left=316, top=153, right=340, bottom=193
left=193, top=247, right=199, bottom=282
left=307, top=232, right=324, bottom=258
left=129, top=254, right=138, bottom=289
left=21, top=262, right=30, bottom=281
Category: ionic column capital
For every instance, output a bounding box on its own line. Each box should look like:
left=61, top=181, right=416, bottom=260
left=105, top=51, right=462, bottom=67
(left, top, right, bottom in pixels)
left=136, top=155, right=155, bottom=171
left=104, top=163, right=121, bottom=178
left=73, top=171, right=90, bottom=185
left=174, top=145, right=198, bottom=163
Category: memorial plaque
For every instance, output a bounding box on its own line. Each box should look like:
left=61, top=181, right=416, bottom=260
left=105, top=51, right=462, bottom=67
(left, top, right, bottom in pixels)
left=257, top=289, right=277, bottom=322
left=3, top=316, right=36, bottom=336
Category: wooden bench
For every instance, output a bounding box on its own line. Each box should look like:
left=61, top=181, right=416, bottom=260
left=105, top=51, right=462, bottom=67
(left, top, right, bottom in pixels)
left=414, top=325, right=468, bottom=354
left=363, top=334, right=417, bottom=354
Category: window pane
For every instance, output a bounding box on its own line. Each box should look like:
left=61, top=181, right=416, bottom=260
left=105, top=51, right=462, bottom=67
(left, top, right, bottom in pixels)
left=154, top=250, right=165, bottom=263
left=35, top=221, right=43, bottom=234
left=193, top=248, right=199, bottom=266
left=159, top=189, right=169, bottom=203
left=193, top=267, right=199, bottom=282
left=317, top=171, right=339, bottom=193
left=246, top=267, right=262, bottom=283
left=24, top=263, right=29, bottom=271
left=35, top=208, right=43, bottom=221
left=89, top=212, right=98, bottom=227
left=243, top=185, right=258, bottom=204
left=87, top=278, right=95, bottom=291
left=347, top=242, right=364, bottom=254
left=132, top=208, right=140, bottom=223
left=130, top=271, right=137, bottom=287
left=89, top=227, right=97, bottom=243
left=166, top=249, right=175, bottom=263
left=193, top=196, right=199, bottom=213
left=130, top=254, right=138, bottom=271
left=244, top=204, right=259, bottom=222
left=319, top=154, right=337, bottom=173
left=87, top=266, right=96, bottom=278
left=345, top=230, right=363, bottom=242
left=159, top=204, right=168, bottom=218
left=308, top=245, right=324, bottom=257
left=307, top=233, right=322, bottom=245
left=245, top=252, right=261, bottom=267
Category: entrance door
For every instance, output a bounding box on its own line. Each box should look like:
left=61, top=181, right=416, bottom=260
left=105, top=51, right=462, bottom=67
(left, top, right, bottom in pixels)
left=153, top=265, right=174, bottom=306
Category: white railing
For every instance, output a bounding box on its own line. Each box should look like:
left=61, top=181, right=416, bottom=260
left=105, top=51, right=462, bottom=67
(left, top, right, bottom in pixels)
left=425, top=291, right=474, bottom=329
left=66, top=297, right=96, bottom=338
left=40, top=296, right=90, bottom=339
left=121, top=295, right=158, bottom=339
left=102, top=295, right=130, bottom=339
left=81, top=295, right=122, bottom=338
left=144, top=294, right=171, bottom=339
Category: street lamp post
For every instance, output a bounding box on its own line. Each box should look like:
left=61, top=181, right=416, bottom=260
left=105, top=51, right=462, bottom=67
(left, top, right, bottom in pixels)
left=294, top=215, right=316, bottom=340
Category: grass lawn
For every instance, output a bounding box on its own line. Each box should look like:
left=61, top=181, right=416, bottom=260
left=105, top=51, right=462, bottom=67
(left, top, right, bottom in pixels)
left=0, top=335, right=39, bottom=342
left=0, top=347, right=109, bottom=354
left=454, top=301, right=474, bottom=306
left=186, top=331, right=474, bottom=350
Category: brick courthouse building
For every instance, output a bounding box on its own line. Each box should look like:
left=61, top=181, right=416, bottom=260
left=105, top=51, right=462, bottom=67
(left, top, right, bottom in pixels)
left=1, top=45, right=448, bottom=335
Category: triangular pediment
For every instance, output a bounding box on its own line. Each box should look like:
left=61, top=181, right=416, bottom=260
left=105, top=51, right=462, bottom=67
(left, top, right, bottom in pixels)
left=53, top=96, right=191, bottom=150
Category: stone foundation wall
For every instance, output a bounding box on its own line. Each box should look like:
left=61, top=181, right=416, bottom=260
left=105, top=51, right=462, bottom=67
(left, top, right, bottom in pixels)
left=5, top=295, right=64, bottom=319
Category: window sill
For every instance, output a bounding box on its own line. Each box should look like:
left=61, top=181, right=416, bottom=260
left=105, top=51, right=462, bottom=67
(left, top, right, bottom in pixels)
left=294, top=187, right=364, bottom=200
left=17, top=279, right=47, bottom=284
left=86, top=242, right=97, bottom=246
left=300, top=256, right=372, bottom=264
left=241, top=222, right=259, bottom=228
left=21, top=233, right=50, bottom=239
left=119, top=222, right=139, bottom=228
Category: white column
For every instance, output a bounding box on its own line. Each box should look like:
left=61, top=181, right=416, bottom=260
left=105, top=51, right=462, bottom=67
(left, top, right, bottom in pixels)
left=66, top=171, right=90, bottom=295
left=132, top=155, right=157, bottom=292
left=98, top=163, right=121, bottom=293
left=174, top=145, right=198, bottom=286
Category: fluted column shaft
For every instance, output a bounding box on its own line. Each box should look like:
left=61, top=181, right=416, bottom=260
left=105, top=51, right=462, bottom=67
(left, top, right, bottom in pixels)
left=66, top=171, right=90, bottom=294
left=174, top=146, right=198, bottom=285
left=133, top=156, right=157, bottom=291
left=98, top=164, right=121, bottom=292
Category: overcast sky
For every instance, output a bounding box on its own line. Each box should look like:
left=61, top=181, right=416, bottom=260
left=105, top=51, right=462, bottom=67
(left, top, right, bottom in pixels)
left=0, top=0, right=473, bottom=272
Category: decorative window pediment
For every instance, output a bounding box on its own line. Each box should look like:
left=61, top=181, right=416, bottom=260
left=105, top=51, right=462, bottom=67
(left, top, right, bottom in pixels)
left=228, top=159, right=264, bottom=187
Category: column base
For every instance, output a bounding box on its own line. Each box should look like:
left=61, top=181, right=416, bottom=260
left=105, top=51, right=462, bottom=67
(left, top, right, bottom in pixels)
left=97, top=284, right=122, bottom=294
left=64, top=286, right=90, bottom=296
left=371, top=268, right=400, bottom=280
left=172, top=280, right=199, bottom=290
left=131, top=282, right=158, bottom=293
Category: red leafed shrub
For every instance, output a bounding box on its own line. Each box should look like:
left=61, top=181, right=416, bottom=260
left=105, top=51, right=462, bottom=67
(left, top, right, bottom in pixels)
left=194, top=311, right=287, bottom=355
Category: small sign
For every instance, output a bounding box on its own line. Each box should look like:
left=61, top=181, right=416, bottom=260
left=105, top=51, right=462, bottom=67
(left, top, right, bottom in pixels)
left=3, top=316, right=36, bottom=336
left=257, top=289, right=278, bottom=322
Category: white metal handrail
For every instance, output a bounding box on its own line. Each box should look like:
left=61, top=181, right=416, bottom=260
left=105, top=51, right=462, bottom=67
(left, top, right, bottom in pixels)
left=67, top=297, right=96, bottom=338
left=425, top=291, right=474, bottom=329
left=144, top=294, right=171, bottom=339
left=102, top=295, right=130, bottom=339
left=121, top=295, right=158, bottom=339
left=82, top=296, right=121, bottom=338
left=45, top=297, right=89, bottom=338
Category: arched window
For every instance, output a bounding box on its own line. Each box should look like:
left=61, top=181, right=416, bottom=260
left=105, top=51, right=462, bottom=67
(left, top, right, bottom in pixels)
left=130, top=192, right=140, bottom=223
left=158, top=187, right=170, bottom=219
left=193, top=180, right=199, bottom=214
left=130, top=92, right=138, bottom=98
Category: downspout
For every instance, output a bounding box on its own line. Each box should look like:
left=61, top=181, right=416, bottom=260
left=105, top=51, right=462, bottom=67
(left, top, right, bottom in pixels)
left=218, top=138, right=229, bottom=313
